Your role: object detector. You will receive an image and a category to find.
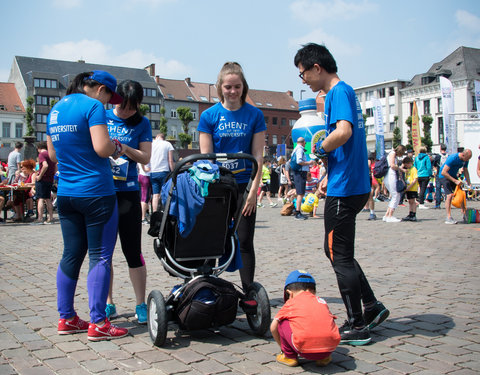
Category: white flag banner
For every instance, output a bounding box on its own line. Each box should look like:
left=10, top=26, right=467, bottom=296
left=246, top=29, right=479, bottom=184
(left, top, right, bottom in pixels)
left=372, top=97, right=385, bottom=157
left=440, top=77, right=456, bottom=155
left=475, top=80, right=480, bottom=115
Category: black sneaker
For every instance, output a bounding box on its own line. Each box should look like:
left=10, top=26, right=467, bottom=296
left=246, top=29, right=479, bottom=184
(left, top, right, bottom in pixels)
left=364, top=301, right=390, bottom=330
left=294, top=212, right=307, bottom=220
left=339, top=323, right=371, bottom=346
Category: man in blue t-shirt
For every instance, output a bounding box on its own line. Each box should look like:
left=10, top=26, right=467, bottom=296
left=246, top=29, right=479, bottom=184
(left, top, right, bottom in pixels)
left=294, top=43, right=389, bottom=346
left=439, top=149, right=472, bottom=224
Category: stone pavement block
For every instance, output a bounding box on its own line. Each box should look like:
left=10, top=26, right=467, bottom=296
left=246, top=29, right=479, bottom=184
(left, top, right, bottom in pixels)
left=0, top=364, right=16, bottom=375
left=116, top=358, right=151, bottom=372
left=152, top=359, right=191, bottom=374
left=416, top=359, right=461, bottom=373
left=243, top=350, right=273, bottom=364
left=380, top=359, right=423, bottom=373
left=81, top=358, right=118, bottom=373
left=394, top=343, right=436, bottom=356
left=447, top=369, right=480, bottom=375
left=384, top=349, right=424, bottom=364
left=135, top=349, right=171, bottom=364
left=189, top=359, right=231, bottom=374
left=458, top=360, right=480, bottom=371
left=121, top=342, right=156, bottom=354
left=32, top=347, right=65, bottom=360
left=67, top=349, right=100, bottom=362
left=170, top=349, right=205, bottom=364
left=206, top=351, right=243, bottom=365
left=56, top=368, right=92, bottom=375
left=133, top=369, right=168, bottom=375
left=19, top=366, right=57, bottom=375
left=228, top=359, right=271, bottom=374
left=338, top=358, right=383, bottom=373
left=43, top=357, right=80, bottom=371
left=55, top=340, right=89, bottom=353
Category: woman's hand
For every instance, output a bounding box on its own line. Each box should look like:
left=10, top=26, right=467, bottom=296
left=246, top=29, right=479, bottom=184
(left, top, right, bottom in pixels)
left=242, top=189, right=257, bottom=216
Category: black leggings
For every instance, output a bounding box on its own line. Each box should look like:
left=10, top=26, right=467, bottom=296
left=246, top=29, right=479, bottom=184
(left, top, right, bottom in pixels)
left=116, top=191, right=145, bottom=268
left=236, top=183, right=256, bottom=290
left=418, top=177, right=429, bottom=204
left=323, top=193, right=376, bottom=327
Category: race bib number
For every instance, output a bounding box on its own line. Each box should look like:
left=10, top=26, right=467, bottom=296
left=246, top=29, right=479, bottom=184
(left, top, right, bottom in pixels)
left=110, top=157, right=129, bottom=181
left=217, top=158, right=246, bottom=174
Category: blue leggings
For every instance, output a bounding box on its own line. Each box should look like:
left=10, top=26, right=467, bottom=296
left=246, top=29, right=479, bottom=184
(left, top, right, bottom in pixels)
left=56, top=195, right=118, bottom=323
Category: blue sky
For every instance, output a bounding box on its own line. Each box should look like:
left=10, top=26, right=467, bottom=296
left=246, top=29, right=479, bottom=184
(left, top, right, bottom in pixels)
left=1, top=0, right=479, bottom=101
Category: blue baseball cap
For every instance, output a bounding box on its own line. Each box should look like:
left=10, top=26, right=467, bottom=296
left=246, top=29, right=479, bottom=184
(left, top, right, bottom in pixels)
left=284, top=270, right=316, bottom=301
left=88, top=70, right=123, bottom=104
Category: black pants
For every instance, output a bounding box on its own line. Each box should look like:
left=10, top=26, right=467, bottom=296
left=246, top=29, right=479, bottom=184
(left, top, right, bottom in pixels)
left=418, top=177, right=430, bottom=204
left=323, top=193, right=376, bottom=327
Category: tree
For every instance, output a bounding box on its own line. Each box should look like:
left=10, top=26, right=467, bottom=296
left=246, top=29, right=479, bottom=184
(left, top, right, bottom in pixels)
left=421, top=115, right=433, bottom=152
left=393, top=115, right=402, bottom=148
left=139, top=104, right=149, bottom=116
left=159, top=106, right=168, bottom=135
left=177, top=106, right=193, bottom=148
left=25, top=96, right=35, bottom=136
left=405, top=116, right=413, bottom=150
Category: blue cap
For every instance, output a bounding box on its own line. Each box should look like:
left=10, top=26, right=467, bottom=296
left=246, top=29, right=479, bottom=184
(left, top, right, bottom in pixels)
left=284, top=270, right=316, bottom=301
left=88, top=70, right=123, bottom=104
left=298, top=98, right=317, bottom=112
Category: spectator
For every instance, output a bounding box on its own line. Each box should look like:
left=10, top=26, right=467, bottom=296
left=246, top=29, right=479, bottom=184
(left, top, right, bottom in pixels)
left=257, top=159, right=277, bottom=208
left=33, top=141, right=56, bottom=224
left=383, top=145, right=407, bottom=222
left=11, top=159, right=36, bottom=222
left=7, top=142, right=23, bottom=184
left=291, top=137, right=314, bottom=220
left=275, top=156, right=288, bottom=203
left=439, top=148, right=472, bottom=224
left=138, top=163, right=152, bottom=224
left=432, top=143, right=448, bottom=209
left=414, top=146, right=432, bottom=209
left=150, top=133, right=175, bottom=212
left=401, top=156, right=419, bottom=221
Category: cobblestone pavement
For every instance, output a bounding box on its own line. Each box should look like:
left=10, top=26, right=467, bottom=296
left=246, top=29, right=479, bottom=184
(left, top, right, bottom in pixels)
left=1, top=199, right=479, bottom=375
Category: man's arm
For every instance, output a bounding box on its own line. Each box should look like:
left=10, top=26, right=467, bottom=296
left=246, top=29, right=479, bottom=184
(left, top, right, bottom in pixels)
left=441, top=165, right=461, bottom=185
left=37, top=161, right=48, bottom=180
left=321, top=120, right=352, bottom=152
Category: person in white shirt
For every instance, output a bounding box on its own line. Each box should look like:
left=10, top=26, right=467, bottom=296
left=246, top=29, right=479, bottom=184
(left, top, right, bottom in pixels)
left=150, top=133, right=175, bottom=211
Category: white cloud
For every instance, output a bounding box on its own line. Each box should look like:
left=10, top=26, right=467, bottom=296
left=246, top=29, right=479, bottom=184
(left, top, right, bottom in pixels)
left=51, top=0, right=81, bottom=8
left=39, top=39, right=191, bottom=77
left=455, top=9, right=480, bottom=33
left=289, top=28, right=361, bottom=56
left=290, top=0, right=378, bottom=24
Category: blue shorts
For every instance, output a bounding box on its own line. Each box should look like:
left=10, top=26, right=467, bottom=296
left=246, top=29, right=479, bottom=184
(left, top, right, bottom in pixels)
left=292, top=170, right=307, bottom=196
left=151, top=171, right=169, bottom=195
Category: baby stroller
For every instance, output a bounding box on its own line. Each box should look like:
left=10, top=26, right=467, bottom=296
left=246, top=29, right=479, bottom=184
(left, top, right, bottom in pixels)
left=147, top=153, right=271, bottom=347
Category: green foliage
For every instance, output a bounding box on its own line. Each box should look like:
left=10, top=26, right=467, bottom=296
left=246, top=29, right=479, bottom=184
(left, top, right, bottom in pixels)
left=159, top=106, right=168, bottom=135
left=177, top=106, right=194, bottom=134
left=405, top=116, right=413, bottom=150
left=178, top=132, right=192, bottom=148
left=421, top=115, right=433, bottom=152
left=139, top=104, right=149, bottom=116
left=25, top=96, right=35, bottom=136
left=393, top=127, right=402, bottom=149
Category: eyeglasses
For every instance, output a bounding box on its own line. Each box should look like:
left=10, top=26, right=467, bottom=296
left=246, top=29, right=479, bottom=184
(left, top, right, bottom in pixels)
left=298, top=67, right=311, bottom=80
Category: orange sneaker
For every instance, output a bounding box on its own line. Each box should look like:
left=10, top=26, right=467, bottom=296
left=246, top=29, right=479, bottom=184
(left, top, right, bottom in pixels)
left=316, top=355, right=332, bottom=367
left=87, top=318, right=128, bottom=341
left=58, top=315, right=89, bottom=335
left=276, top=352, right=299, bottom=367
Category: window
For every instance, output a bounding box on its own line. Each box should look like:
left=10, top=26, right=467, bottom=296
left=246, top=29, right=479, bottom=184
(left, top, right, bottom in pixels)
left=437, top=97, right=442, bottom=113
left=272, top=117, right=278, bottom=125
left=0, top=105, right=5, bottom=111
left=36, top=114, right=48, bottom=123
left=150, top=104, right=160, bottom=113
left=266, top=103, right=273, bottom=107
left=191, top=110, right=197, bottom=120
left=365, top=108, right=374, bottom=117
left=200, top=96, right=208, bottom=102
left=186, top=96, right=194, bottom=101
left=389, top=122, right=395, bottom=132
left=365, top=91, right=374, bottom=101
left=281, top=118, right=287, bottom=126
left=377, top=88, right=386, bottom=98
left=36, top=95, right=60, bottom=106
left=15, top=123, right=23, bottom=138
left=356, top=92, right=362, bottom=101
left=143, top=88, right=157, bottom=97
left=151, top=120, right=160, bottom=130
left=14, top=105, right=21, bottom=111
left=366, top=124, right=374, bottom=135
left=388, top=87, right=395, bottom=96
left=409, top=102, right=414, bottom=116
left=272, top=135, right=277, bottom=144
left=423, top=100, right=430, bottom=114
left=281, top=135, right=286, bottom=144
left=289, top=119, right=296, bottom=126
left=255, top=102, right=262, bottom=106
left=389, top=104, right=395, bottom=115
left=472, top=95, right=477, bottom=111
left=34, top=78, right=57, bottom=88
left=170, top=128, right=177, bottom=138
left=190, top=130, right=198, bottom=142
left=35, top=132, right=47, bottom=141
left=2, top=122, right=11, bottom=138
left=438, top=117, right=444, bottom=143
left=171, top=109, right=177, bottom=118
left=264, top=116, right=269, bottom=124
left=166, top=94, right=174, bottom=99
left=212, top=97, right=220, bottom=102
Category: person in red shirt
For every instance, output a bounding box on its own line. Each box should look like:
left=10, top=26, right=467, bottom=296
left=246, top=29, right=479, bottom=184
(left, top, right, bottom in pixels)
left=34, top=141, right=57, bottom=224
left=270, top=270, right=340, bottom=367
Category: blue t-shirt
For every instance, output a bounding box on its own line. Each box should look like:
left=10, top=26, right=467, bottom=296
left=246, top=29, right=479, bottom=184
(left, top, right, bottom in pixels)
left=47, top=94, right=115, bottom=197
left=106, top=109, right=153, bottom=191
left=324, top=81, right=370, bottom=197
left=197, top=102, right=266, bottom=183
left=440, top=153, right=469, bottom=178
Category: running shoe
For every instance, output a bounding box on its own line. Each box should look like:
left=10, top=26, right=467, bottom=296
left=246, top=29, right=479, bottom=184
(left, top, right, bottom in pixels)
left=445, top=217, right=457, bottom=225
left=256, top=203, right=264, bottom=208
left=276, top=352, right=298, bottom=367
left=364, top=301, right=390, bottom=330
left=385, top=216, right=401, bottom=223
left=368, top=213, right=377, bottom=221
left=135, top=303, right=147, bottom=325
left=270, top=202, right=278, bottom=208
left=294, top=212, right=307, bottom=220
left=105, top=303, right=118, bottom=319
left=339, top=324, right=371, bottom=346
left=88, top=319, right=128, bottom=341
left=58, top=315, right=89, bottom=335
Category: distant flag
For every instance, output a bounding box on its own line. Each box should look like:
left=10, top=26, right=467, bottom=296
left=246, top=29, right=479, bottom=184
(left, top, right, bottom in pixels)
left=276, top=144, right=286, bottom=157
left=372, top=97, right=385, bottom=158
left=440, top=77, right=456, bottom=155
left=411, top=101, right=421, bottom=155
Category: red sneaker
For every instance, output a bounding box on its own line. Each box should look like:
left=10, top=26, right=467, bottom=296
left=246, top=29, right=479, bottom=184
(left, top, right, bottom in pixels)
left=88, top=318, right=128, bottom=341
left=58, top=315, right=89, bottom=335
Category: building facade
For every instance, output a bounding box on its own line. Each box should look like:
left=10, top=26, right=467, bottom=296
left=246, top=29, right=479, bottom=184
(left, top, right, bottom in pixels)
left=0, top=82, right=26, bottom=160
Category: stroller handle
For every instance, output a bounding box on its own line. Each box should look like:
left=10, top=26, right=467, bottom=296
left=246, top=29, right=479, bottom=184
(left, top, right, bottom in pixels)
left=169, top=153, right=259, bottom=184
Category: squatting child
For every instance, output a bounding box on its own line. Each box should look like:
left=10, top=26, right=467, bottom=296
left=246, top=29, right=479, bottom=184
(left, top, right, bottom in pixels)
left=270, top=270, right=341, bottom=367
left=402, top=156, right=419, bottom=222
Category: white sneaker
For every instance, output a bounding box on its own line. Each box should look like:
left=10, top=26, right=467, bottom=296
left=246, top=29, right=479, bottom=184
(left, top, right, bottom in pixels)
left=382, top=216, right=387, bottom=222
left=385, top=216, right=401, bottom=223
left=270, top=202, right=278, bottom=208
left=445, top=217, right=457, bottom=224
left=418, top=204, right=429, bottom=209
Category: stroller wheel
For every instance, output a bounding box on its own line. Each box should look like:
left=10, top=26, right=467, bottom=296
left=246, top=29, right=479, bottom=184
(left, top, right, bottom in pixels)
left=245, top=282, right=271, bottom=336
left=147, top=290, right=168, bottom=346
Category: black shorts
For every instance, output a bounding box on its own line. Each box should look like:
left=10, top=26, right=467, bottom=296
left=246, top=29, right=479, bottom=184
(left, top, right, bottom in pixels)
left=261, top=183, right=270, bottom=192
left=35, top=181, right=53, bottom=199
left=406, top=191, right=418, bottom=200
left=440, top=178, right=456, bottom=195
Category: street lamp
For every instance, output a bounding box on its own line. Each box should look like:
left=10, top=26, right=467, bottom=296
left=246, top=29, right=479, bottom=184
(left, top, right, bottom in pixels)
left=300, top=89, right=306, bottom=100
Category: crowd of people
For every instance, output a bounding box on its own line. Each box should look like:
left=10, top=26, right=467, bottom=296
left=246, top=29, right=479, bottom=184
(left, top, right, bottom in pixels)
left=1, top=43, right=480, bottom=369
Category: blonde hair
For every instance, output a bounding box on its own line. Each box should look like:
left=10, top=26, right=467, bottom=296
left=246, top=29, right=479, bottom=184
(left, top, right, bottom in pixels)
left=419, top=146, right=427, bottom=153
left=216, top=62, right=249, bottom=104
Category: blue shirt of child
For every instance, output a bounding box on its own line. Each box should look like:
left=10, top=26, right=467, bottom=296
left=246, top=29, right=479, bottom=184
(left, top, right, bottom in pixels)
left=324, top=81, right=370, bottom=197
left=47, top=94, right=115, bottom=197
left=197, top=102, right=266, bottom=184
left=440, top=153, right=469, bottom=178
left=106, top=109, right=153, bottom=191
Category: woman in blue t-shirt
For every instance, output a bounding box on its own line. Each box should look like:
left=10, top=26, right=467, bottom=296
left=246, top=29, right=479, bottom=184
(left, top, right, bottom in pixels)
left=47, top=71, right=128, bottom=341
left=105, top=80, right=152, bottom=324
left=198, top=62, right=265, bottom=290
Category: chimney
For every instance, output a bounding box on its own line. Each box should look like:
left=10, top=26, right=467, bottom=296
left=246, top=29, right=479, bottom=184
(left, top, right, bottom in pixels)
left=77, top=60, right=85, bottom=63
left=144, top=63, right=155, bottom=77
left=286, top=90, right=293, bottom=97
left=185, top=77, right=192, bottom=86
left=155, top=75, right=160, bottom=84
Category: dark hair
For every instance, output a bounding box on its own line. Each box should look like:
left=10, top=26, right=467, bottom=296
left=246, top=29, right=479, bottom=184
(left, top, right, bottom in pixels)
left=216, top=62, right=249, bottom=104
left=440, top=143, right=447, bottom=151
left=117, top=80, right=144, bottom=110
left=66, top=72, right=113, bottom=96
left=37, top=141, right=47, bottom=150
left=285, top=282, right=316, bottom=294
left=368, top=152, right=376, bottom=161
left=294, top=43, right=338, bottom=74
left=402, top=156, right=413, bottom=165
left=15, top=141, right=23, bottom=149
